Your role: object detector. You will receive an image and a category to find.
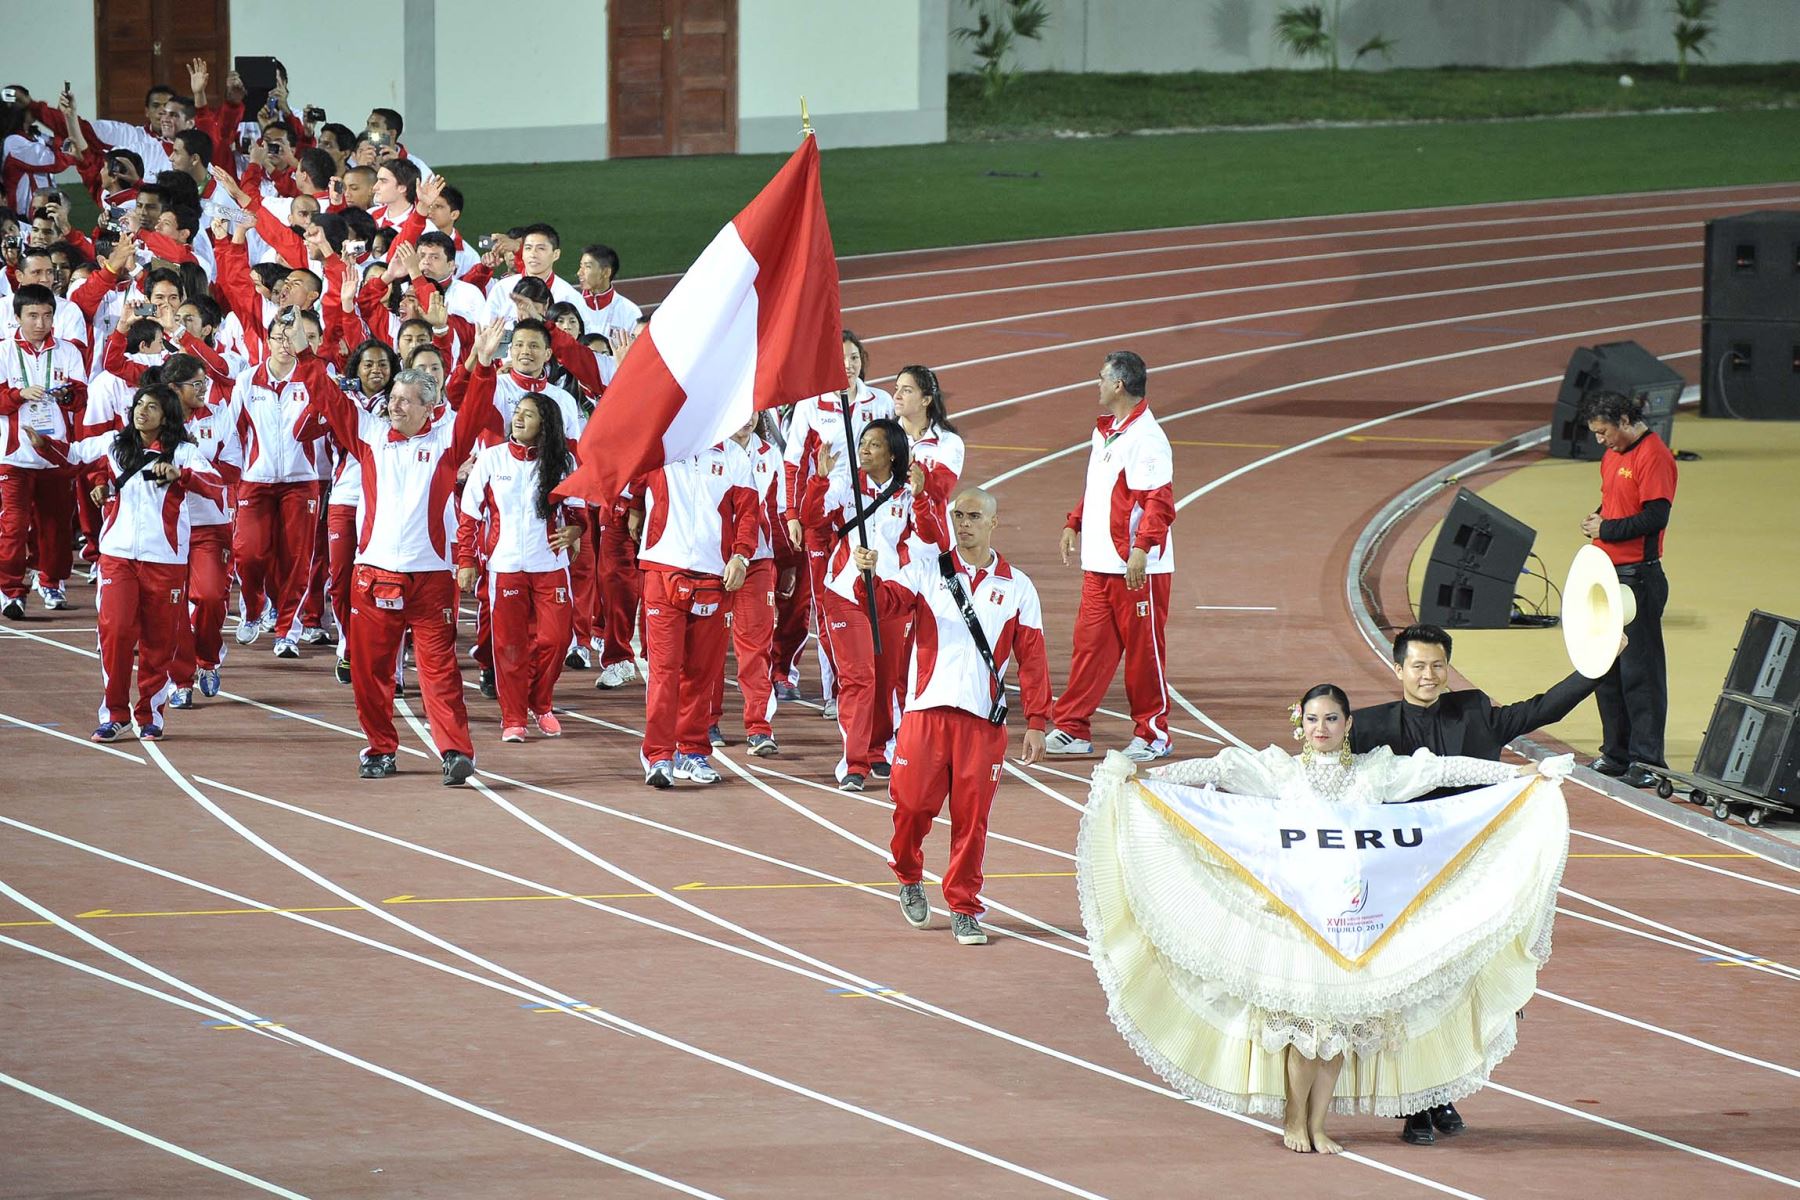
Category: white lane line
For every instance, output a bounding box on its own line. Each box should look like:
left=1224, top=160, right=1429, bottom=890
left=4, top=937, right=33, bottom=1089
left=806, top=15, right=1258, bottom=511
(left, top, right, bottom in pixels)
left=0, top=710, right=145, bottom=762
left=0, top=934, right=727, bottom=1199
left=1558, top=886, right=1800, bottom=981
left=857, top=231, right=1695, bottom=323
left=1562, top=774, right=1800, bottom=878
left=1030, top=762, right=1093, bottom=786
left=0, top=1068, right=312, bottom=1199
left=1555, top=906, right=1800, bottom=984
left=1569, top=826, right=1800, bottom=898
left=1194, top=606, right=1278, bottom=611
left=1531, top=989, right=1800, bottom=1080
left=1004, top=762, right=1087, bottom=815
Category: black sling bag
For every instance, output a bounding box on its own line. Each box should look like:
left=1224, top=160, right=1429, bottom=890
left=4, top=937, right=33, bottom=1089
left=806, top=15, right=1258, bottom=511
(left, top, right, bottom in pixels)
left=938, top=551, right=1007, bottom=726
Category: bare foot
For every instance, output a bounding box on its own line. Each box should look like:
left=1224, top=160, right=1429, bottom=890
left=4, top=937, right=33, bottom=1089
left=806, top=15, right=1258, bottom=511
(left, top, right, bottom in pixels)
left=1309, top=1126, right=1343, bottom=1155
left=1282, top=1119, right=1313, bottom=1153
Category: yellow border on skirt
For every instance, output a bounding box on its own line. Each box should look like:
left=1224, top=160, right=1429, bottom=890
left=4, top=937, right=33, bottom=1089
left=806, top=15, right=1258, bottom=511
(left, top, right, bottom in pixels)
left=1131, top=777, right=1541, bottom=972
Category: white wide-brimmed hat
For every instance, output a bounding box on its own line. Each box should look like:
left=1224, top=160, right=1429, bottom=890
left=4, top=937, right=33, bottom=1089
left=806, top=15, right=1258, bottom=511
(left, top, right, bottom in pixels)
left=1563, top=544, right=1638, bottom=679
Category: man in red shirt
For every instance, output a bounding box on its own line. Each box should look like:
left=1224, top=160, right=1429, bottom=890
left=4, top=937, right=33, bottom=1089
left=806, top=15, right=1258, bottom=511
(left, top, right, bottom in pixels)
left=1579, top=389, right=1677, bottom=788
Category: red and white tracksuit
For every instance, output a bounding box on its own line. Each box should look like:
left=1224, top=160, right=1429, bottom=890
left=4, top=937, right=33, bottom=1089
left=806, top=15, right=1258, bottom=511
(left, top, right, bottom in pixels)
left=43, top=434, right=224, bottom=728
left=457, top=440, right=580, bottom=730
left=781, top=383, right=893, bottom=695
left=710, top=433, right=788, bottom=739
left=863, top=544, right=1052, bottom=915
left=908, top=422, right=966, bottom=533
left=0, top=336, right=89, bottom=599
left=491, top=371, right=588, bottom=650
left=1053, top=400, right=1177, bottom=746
left=225, top=360, right=328, bottom=640
left=802, top=469, right=939, bottom=780
left=635, top=443, right=758, bottom=765
left=171, top=397, right=243, bottom=688
left=294, top=354, right=498, bottom=761
left=575, top=288, right=643, bottom=339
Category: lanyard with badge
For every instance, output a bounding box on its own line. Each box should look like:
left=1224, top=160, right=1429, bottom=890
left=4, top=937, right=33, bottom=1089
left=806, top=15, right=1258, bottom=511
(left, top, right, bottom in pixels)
left=16, top=343, right=60, bottom=436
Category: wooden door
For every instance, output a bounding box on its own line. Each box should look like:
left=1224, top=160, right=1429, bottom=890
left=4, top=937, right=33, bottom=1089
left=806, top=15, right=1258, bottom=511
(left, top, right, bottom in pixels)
left=608, top=0, right=737, bottom=158
left=94, top=0, right=232, bottom=123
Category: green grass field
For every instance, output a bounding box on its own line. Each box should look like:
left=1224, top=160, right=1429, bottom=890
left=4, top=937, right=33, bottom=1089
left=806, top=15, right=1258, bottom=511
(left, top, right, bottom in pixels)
left=447, top=107, right=1800, bottom=280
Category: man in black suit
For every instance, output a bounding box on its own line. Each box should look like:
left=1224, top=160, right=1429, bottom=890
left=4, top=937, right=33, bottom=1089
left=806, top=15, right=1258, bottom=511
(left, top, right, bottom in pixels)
left=1350, top=621, right=1617, bottom=1146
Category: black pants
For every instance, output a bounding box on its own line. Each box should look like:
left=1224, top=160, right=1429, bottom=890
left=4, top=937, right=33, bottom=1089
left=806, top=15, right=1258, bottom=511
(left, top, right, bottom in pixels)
left=1596, top=561, right=1670, bottom=769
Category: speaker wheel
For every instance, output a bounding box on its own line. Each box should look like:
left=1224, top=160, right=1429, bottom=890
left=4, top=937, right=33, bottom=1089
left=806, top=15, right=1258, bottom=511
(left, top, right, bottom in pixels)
left=1655, top=778, right=1674, bottom=800
left=1711, top=799, right=1733, bottom=822
left=1746, top=808, right=1766, bottom=828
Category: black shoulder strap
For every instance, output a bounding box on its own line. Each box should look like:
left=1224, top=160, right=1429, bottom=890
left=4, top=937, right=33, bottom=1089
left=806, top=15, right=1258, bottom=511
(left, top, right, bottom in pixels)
left=939, top=551, right=999, bottom=677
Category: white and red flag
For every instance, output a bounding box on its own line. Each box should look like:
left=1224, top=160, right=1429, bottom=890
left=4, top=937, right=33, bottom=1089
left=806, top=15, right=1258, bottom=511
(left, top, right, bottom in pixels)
left=556, top=135, right=846, bottom=506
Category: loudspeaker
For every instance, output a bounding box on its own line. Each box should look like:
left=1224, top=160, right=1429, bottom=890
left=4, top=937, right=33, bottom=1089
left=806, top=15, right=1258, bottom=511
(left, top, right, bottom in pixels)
left=1416, top=489, right=1536, bottom=628
left=1703, top=210, right=1800, bottom=323
left=1723, top=610, right=1800, bottom=711
left=1548, top=341, right=1685, bottom=459
left=1694, top=696, right=1800, bottom=807
left=1700, top=319, right=1800, bottom=420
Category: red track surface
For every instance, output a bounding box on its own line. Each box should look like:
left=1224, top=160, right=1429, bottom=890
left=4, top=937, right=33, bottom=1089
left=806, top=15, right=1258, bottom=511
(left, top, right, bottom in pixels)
left=3, top=182, right=1799, bottom=1200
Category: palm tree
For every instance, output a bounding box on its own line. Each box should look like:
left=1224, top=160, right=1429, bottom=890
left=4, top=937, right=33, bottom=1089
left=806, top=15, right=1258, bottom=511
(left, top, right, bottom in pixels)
left=1672, top=0, right=1718, bottom=84
left=1274, top=1, right=1396, bottom=76
left=954, top=0, right=1052, bottom=100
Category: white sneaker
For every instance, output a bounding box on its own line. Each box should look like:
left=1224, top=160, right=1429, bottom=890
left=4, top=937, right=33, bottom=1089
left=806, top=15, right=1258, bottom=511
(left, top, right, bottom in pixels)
left=822, top=697, right=838, bottom=719
left=1044, top=729, right=1094, bottom=755
left=259, top=606, right=279, bottom=634
left=272, top=638, right=300, bottom=659
left=296, top=625, right=332, bottom=645
left=234, top=618, right=262, bottom=646
left=594, top=660, right=637, bottom=689
left=1121, top=736, right=1172, bottom=762
left=36, top=584, right=67, bottom=610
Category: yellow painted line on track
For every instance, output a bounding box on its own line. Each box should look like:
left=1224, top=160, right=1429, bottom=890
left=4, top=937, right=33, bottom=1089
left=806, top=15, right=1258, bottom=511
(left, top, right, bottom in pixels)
left=1343, top=434, right=1502, bottom=446
left=1167, top=439, right=1284, bottom=449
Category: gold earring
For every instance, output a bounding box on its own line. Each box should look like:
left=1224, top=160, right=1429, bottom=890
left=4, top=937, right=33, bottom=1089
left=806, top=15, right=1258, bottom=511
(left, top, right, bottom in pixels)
left=1300, top=742, right=1314, bottom=764
left=1339, top=745, right=1354, bottom=767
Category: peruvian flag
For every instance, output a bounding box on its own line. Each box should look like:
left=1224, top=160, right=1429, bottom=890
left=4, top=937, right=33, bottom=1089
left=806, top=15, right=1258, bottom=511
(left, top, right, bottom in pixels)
left=556, top=135, right=847, bottom=505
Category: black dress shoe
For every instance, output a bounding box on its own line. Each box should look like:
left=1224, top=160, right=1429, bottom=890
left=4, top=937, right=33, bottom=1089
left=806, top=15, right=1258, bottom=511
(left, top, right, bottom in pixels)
left=1620, top=767, right=1660, bottom=789
left=1429, top=1103, right=1465, bottom=1134
left=1589, top=757, right=1628, bottom=777
left=1400, top=1112, right=1436, bottom=1145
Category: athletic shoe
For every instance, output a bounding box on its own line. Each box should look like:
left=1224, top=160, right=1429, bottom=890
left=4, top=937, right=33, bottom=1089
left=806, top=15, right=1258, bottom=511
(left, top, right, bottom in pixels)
left=708, top=723, right=731, bottom=748
left=869, top=761, right=891, bottom=781
left=296, top=625, right=332, bottom=645
left=234, top=618, right=261, bottom=646
left=898, top=883, right=931, bottom=929
left=773, top=681, right=801, bottom=702
left=533, top=711, right=562, bottom=737
left=478, top=667, right=496, bottom=698
left=197, top=667, right=221, bottom=697
left=822, top=697, right=839, bottom=719
left=272, top=638, right=299, bottom=659
left=441, top=750, right=475, bottom=786
left=675, top=752, right=721, bottom=784
left=951, top=913, right=988, bottom=946
left=501, top=726, right=526, bottom=743
left=565, top=645, right=591, bottom=670
left=645, top=759, right=675, bottom=789
left=334, top=658, right=352, bottom=685
left=359, top=752, right=397, bottom=779
left=137, top=722, right=164, bottom=742
left=169, top=688, right=195, bottom=710
left=594, top=660, right=637, bottom=689
left=1121, top=736, right=1172, bottom=763
left=259, top=605, right=278, bottom=634
left=746, top=733, right=779, bottom=757
left=1044, top=729, right=1094, bottom=755
left=1, top=596, right=24, bottom=621
left=394, top=679, right=405, bottom=699
left=37, top=585, right=67, bottom=610
left=838, top=773, right=865, bottom=793
left=91, top=721, right=125, bottom=742
left=83, top=562, right=100, bottom=583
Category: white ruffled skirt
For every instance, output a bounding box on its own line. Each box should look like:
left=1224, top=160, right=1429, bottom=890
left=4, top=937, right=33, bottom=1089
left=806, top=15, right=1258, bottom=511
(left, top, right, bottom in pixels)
left=1076, top=760, right=1569, bottom=1118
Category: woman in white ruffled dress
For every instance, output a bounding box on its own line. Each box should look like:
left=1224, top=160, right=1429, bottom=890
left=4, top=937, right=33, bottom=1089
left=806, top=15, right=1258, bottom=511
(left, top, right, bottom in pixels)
left=1078, top=683, right=1572, bottom=1155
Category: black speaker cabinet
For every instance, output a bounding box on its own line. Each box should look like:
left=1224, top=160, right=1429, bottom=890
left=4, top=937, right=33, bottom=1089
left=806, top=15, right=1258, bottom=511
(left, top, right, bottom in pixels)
left=1694, top=696, right=1800, bottom=806
left=1704, top=210, right=1800, bottom=323
left=1549, top=341, right=1685, bottom=458
left=1723, top=610, right=1800, bottom=710
left=1700, top=319, right=1800, bottom=420
left=1416, top=489, right=1536, bottom=628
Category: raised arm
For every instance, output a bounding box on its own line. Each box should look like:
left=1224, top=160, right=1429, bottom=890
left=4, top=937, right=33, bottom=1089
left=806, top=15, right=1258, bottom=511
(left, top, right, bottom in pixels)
left=291, top=352, right=366, bottom=456
left=1379, top=748, right=1520, bottom=803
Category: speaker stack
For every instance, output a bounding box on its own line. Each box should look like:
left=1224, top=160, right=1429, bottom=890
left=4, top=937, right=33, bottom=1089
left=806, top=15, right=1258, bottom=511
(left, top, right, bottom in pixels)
left=1548, top=340, right=1685, bottom=460
left=1701, top=211, right=1800, bottom=420
left=1690, top=610, right=1800, bottom=823
left=1416, top=488, right=1537, bottom=628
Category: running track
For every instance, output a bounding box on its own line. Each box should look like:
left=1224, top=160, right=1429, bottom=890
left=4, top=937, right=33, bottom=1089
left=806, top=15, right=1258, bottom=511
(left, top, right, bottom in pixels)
left=2, top=182, right=1798, bottom=1200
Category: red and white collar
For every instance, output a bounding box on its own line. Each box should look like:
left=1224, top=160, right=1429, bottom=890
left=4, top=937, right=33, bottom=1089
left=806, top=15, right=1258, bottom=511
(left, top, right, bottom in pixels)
left=13, top=334, right=56, bottom=352
left=1097, top=398, right=1149, bottom=438
left=250, top=359, right=299, bottom=391
left=581, top=288, right=615, bottom=310
left=507, top=369, right=547, bottom=391
left=505, top=440, right=539, bottom=461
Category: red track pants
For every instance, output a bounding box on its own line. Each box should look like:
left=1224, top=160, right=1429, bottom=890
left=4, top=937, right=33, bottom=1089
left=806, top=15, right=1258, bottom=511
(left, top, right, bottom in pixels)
left=597, top=519, right=641, bottom=668
left=770, top=552, right=809, bottom=687
left=325, top=504, right=357, bottom=651
left=488, top=568, right=573, bottom=729
left=95, top=554, right=186, bottom=728
left=1051, top=571, right=1172, bottom=745
left=710, top=558, right=776, bottom=737
left=172, top=524, right=232, bottom=686
left=347, top=565, right=472, bottom=759
left=640, top=567, right=727, bottom=764
left=567, top=508, right=602, bottom=649
left=0, top=465, right=74, bottom=596
left=820, top=588, right=909, bottom=779
left=232, top=480, right=321, bottom=641
left=298, top=499, right=330, bottom=630
left=804, top=541, right=838, bottom=699
left=889, top=707, right=1009, bottom=915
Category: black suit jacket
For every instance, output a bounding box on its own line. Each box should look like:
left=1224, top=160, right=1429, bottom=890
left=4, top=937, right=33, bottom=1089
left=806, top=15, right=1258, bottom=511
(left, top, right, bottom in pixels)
left=1350, top=669, right=1600, bottom=761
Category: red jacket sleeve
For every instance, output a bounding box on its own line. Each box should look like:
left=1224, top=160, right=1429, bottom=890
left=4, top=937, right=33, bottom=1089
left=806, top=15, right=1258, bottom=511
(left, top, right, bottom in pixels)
left=1129, top=483, right=1176, bottom=553
left=1014, top=623, right=1053, bottom=732
left=452, top=361, right=503, bottom=456
left=390, top=208, right=429, bottom=251
left=1065, top=496, right=1084, bottom=532
left=911, top=487, right=948, bottom=551
left=726, top=484, right=758, bottom=561
left=68, top=265, right=119, bottom=320
left=101, top=329, right=149, bottom=386
left=135, top=229, right=196, bottom=265
left=175, top=331, right=236, bottom=385
left=355, top=274, right=393, bottom=344
left=546, top=322, right=605, bottom=398
left=247, top=195, right=308, bottom=268
left=209, top=235, right=261, bottom=333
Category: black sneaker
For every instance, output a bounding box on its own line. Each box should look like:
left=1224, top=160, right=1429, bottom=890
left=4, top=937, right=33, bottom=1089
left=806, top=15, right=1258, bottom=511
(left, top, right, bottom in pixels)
left=335, top=657, right=352, bottom=685
left=838, top=773, right=865, bottom=793
left=1428, top=1103, right=1465, bottom=1134
left=479, top=668, right=496, bottom=698
left=358, top=753, right=397, bottom=779
left=951, top=912, right=988, bottom=945
left=869, top=761, right=891, bottom=781
left=898, top=883, right=931, bottom=929
left=0, top=596, right=23, bottom=620
left=441, top=750, right=475, bottom=786
left=1400, top=1111, right=1436, bottom=1145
